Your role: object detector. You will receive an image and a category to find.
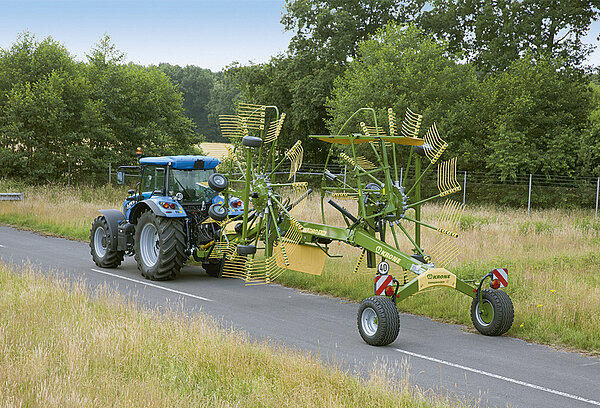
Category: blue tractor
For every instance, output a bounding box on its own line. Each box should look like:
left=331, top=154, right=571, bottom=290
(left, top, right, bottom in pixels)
left=89, top=154, right=241, bottom=280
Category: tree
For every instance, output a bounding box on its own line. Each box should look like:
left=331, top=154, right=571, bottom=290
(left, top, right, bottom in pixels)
left=158, top=64, right=220, bottom=141
left=476, top=56, right=593, bottom=179
left=0, top=33, right=196, bottom=182
left=411, top=0, right=600, bottom=73
left=282, top=0, right=416, bottom=63
left=206, top=70, right=241, bottom=142
left=228, top=54, right=335, bottom=162
left=327, top=24, right=481, bottom=168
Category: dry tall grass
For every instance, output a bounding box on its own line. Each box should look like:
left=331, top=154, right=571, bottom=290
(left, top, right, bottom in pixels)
left=0, top=262, right=470, bottom=408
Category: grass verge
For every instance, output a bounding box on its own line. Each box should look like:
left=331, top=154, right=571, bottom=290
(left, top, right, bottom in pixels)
left=0, top=262, right=469, bottom=408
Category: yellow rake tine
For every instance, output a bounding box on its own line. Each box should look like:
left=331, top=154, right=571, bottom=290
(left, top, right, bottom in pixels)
left=424, top=123, right=448, bottom=164
left=401, top=108, right=423, bottom=138
left=388, top=108, right=397, bottom=136
left=265, top=113, right=286, bottom=143
left=437, top=158, right=461, bottom=197
left=285, top=140, right=303, bottom=180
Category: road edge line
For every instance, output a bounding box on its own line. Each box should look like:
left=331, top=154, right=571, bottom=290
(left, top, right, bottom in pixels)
left=394, top=348, right=600, bottom=406
left=90, top=268, right=213, bottom=302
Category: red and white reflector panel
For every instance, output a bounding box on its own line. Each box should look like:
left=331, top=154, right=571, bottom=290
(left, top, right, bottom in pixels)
left=492, top=268, right=508, bottom=288
left=375, top=274, right=393, bottom=295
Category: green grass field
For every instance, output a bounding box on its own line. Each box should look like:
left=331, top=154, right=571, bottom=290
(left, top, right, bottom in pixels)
left=1, top=179, right=599, bottom=355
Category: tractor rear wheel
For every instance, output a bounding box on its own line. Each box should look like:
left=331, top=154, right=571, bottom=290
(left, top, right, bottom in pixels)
left=471, top=289, right=514, bottom=336
left=134, top=211, right=187, bottom=280
left=90, top=216, right=124, bottom=268
left=357, top=296, right=400, bottom=346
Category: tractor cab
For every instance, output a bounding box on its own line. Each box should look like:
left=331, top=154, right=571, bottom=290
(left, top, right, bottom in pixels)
left=116, top=155, right=242, bottom=221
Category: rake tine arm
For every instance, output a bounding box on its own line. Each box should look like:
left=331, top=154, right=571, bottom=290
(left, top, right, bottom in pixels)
left=406, top=160, right=434, bottom=197
left=394, top=221, right=427, bottom=258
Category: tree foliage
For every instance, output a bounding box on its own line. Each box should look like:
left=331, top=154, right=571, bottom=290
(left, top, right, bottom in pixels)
left=411, top=0, right=600, bottom=72
left=282, top=0, right=415, bottom=63
left=158, top=63, right=221, bottom=141
left=327, top=23, right=596, bottom=179
left=327, top=24, right=481, bottom=167
left=0, top=33, right=195, bottom=182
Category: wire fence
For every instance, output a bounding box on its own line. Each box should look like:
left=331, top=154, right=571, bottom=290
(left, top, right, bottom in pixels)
left=66, top=162, right=600, bottom=216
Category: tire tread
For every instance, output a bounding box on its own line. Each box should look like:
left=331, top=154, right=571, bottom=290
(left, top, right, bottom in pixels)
left=90, top=216, right=124, bottom=268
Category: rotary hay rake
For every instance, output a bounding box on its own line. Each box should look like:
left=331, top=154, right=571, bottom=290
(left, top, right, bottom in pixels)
left=209, top=103, right=514, bottom=346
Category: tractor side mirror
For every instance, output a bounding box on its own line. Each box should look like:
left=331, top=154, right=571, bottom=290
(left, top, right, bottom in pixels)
left=116, top=171, right=125, bottom=185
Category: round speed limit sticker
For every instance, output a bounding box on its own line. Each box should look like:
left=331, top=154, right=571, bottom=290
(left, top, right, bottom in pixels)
left=377, top=261, right=390, bottom=275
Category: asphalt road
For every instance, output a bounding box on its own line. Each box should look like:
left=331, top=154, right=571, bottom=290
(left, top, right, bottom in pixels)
left=1, top=225, right=599, bottom=407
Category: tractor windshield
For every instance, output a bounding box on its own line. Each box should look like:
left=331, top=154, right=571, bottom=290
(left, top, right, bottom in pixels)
left=169, top=168, right=217, bottom=202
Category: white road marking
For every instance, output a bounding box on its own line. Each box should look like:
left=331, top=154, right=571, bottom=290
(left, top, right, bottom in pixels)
left=90, top=268, right=213, bottom=302
left=394, top=348, right=600, bottom=406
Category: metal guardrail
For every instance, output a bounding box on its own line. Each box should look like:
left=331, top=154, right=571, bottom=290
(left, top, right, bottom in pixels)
left=0, top=193, right=24, bottom=201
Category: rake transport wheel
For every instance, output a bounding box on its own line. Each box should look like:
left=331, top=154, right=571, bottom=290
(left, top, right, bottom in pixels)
left=134, top=211, right=186, bottom=280
left=471, top=289, right=514, bottom=336
left=90, top=216, right=124, bottom=268
left=203, top=257, right=225, bottom=278
left=357, top=296, right=400, bottom=346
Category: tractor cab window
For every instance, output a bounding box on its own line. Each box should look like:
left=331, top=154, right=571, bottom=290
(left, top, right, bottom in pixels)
left=169, top=168, right=216, bottom=202
left=141, top=166, right=166, bottom=196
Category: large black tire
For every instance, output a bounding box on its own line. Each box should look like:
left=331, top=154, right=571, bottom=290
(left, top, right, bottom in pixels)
left=90, top=216, right=124, bottom=268
left=203, top=257, right=224, bottom=278
left=134, top=211, right=187, bottom=280
left=471, top=289, right=514, bottom=336
left=357, top=296, right=400, bottom=346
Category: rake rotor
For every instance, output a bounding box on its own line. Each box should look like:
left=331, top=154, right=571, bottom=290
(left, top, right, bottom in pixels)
left=213, top=103, right=324, bottom=284
left=314, top=107, right=463, bottom=269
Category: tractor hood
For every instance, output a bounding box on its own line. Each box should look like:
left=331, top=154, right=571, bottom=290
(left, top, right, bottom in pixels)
left=139, top=155, right=220, bottom=170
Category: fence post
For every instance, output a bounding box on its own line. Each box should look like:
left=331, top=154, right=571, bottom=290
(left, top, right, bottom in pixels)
left=400, top=168, right=403, bottom=186
left=594, top=177, right=600, bottom=218
left=108, top=163, right=112, bottom=184
left=527, top=173, right=532, bottom=216
left=462, top=171, right=467, bottom=206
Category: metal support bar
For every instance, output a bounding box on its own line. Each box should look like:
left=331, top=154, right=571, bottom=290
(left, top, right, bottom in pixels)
left=528, top=173, right=532, bottom=217
left=594, top=177, right=600, bottom=218
left=463, top=171, right=467, bottom=206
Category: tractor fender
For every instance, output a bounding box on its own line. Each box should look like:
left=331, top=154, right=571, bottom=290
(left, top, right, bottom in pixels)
left=98, top=209, right=126, bottom=250
left=128, top=199, right=187, bottom=224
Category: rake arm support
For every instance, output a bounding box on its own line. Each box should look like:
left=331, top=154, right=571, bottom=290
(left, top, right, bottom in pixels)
left=327, top=199, right=359, bottom=224
left=352, top=230, right=420, bottom=271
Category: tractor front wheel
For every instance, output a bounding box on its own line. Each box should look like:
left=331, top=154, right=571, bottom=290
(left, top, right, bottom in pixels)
left=471, top=289, right=514, bottom=336
left=357, top=296, right=400, bottom=346
left=134, top=211, right=187, bottom=280
left=90, top=216, right=124, bottom=268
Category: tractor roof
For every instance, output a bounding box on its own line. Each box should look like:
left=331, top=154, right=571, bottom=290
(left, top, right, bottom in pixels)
left=139, top=155, right=220, bottom=170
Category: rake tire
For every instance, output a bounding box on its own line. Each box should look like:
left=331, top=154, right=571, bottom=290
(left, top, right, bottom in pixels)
left=471, top=289, right=514, bottom=336
left=357, top=296, right=400, bottom=346
left=203, top=257, right=224, bottom=278
left=90, top=216, right=124, bottom=268
left=134, top=211, right=187, bottom=280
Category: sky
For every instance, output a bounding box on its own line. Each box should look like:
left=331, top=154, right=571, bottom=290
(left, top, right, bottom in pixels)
left=0, top=0, right=599, bottom=72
